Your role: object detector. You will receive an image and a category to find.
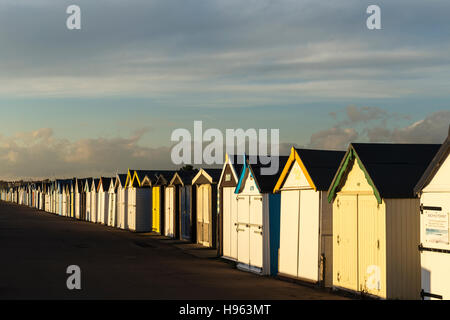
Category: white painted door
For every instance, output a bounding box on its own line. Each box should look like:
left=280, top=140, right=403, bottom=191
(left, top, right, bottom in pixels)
left=117, top=190, right=124, bottom=228
left=223, top=187, right=239, bottom=260
left=128, top=189, right=136, bottom=231
left=249, top=195, right=263, bottom=269
left=91, top=192, right=97, bottom=223
left=118, top=188, right=128, bottom=230
left=237, top=196, right=250, bottom=265
left=223, top=188, right=231, bottom=258
left=279, top=190, right=300, bottom=277
left=164, top=187, right=175, bottom=237
left=298, top=189, right=320, bottom=282
left=108, top=193, right=116, bottom=227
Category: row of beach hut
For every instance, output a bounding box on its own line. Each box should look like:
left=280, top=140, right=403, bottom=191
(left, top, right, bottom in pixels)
left=1, top=131, right=449, bottom=300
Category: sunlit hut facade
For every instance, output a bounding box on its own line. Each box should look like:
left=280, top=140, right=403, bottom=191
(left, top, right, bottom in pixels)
left=125, top=170, right=152, bottom=232
left=107, top=177, right=117, bottom=227
left=70, top=178, right=76, bottom=218
left=57, top=180, right=67, bottom=216
left=218, top=154, right=245, bottom=261
left=168, top=169, right=199, bottom=242
left=84, top=178, right=93, bottom=221
left=90, top=178, right=100, bottom=223
left=115, top=174, right=128, bottom=230
left=62, top=181, right=69, bottom=217
left=234, top=156, right=288, bottom=275
left=136, top=170, right=177, bottom=234
left=97, top=177, right=112, bottom=225
left=74, top=178, right=87, bottom=220
left=192, top=169, right=222, bottom=248
left=44, top=182, right=51, bottom=212
left=273, top=148, right=345, bottom=287
left=152, top=171, right=178, bottom=236
left=414, top=131, right=450, bottom=300
left=328, top=143, right=441, bottom=299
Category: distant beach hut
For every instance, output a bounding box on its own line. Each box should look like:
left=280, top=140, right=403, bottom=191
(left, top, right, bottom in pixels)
left=97, top=177, right=112, bottom=225
left=125, top=170, right=152, bottom=232
left=115, top=174, right=128, bottom=230
left=192, top=168, right=222, bottom=248
left=168, top=169, right=199, bottom=241
left=107, top=177, right=117, bottom=227
left=218, top=154, right=245, bottom=261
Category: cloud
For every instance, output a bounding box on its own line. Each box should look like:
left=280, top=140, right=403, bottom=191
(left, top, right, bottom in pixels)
left=306, top=107, right=449, bottom=149
left=307, top=127, right=359, bottom=150
left=0, top=128, right=175, bottom=180
left=367, top=110, right=450, bottom=143
left=1, top=0, right=450, bottom=106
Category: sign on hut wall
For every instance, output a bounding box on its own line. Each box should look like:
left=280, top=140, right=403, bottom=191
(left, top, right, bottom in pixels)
left=424, top=210, right=449, bottom=245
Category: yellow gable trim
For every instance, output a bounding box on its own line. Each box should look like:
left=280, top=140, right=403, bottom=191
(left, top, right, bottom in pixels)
left=133, top=171, right=140, bottom=187
left=273, top=147, right=316, bottom=193
left=125, top=170, right=134, bottom=188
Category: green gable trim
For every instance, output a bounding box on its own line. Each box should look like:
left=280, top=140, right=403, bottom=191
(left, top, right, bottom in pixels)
left=327, top=147, right=382, bottom=204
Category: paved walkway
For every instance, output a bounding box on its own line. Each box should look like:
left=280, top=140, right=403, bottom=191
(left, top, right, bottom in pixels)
left=0, top=201, right=347, bottom=300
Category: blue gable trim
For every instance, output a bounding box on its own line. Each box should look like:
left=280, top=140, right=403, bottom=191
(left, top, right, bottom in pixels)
left=235, top=154, right=248, bottom=194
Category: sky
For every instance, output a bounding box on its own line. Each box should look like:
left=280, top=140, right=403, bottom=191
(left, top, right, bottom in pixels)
left=0, top=0, right=449, bottom=180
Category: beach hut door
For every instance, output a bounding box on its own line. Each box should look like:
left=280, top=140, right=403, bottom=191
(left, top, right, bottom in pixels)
left=198, top=185, right=211, bottom=246
left=152, top=187, right=161, bottom=233
left=181, top=187, right=191, bottom=240
left=237, top=196, right=250, bottom=265
left=335, top=194, right=358, bottom=291
left=223, top=187, right=239, bottom=260
left=165, top=187, right=175, bottom=237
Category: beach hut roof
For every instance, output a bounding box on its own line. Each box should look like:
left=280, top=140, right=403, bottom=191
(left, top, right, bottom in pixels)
left=115, top=174, right=127, bottom=188
left=192, top=168, right=223, bottom=185
left=169, top=169, right=199, bottom=186
left=137, top=170, right=177, bottom=187
left=328, top=143, right=441, bottom=204
left=218, top=154, right=246, bottom=187
left=98, top=177, right=113, bottom=192
left=414, top=133, right=450, bottom=194
left=92, top=178, right=100, bottom=191
left=274, top=148, right=345, bottom=193
left=153, top=171, right=178, bottom=186
left=235, top=156, right=289, bottom=194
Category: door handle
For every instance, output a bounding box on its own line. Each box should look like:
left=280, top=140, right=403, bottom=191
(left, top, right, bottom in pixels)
left=337, top=235, right=341, bottom=245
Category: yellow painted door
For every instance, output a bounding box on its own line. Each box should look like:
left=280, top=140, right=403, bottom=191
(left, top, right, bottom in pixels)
left=152, top=187, right=160, bottom=233
left=358, top=195, right=383, bottom=296
left=334, top=194, right=358, bottom=291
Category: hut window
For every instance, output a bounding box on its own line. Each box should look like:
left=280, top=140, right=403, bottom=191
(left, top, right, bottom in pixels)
left=225, top=174, right=231, bottom=182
